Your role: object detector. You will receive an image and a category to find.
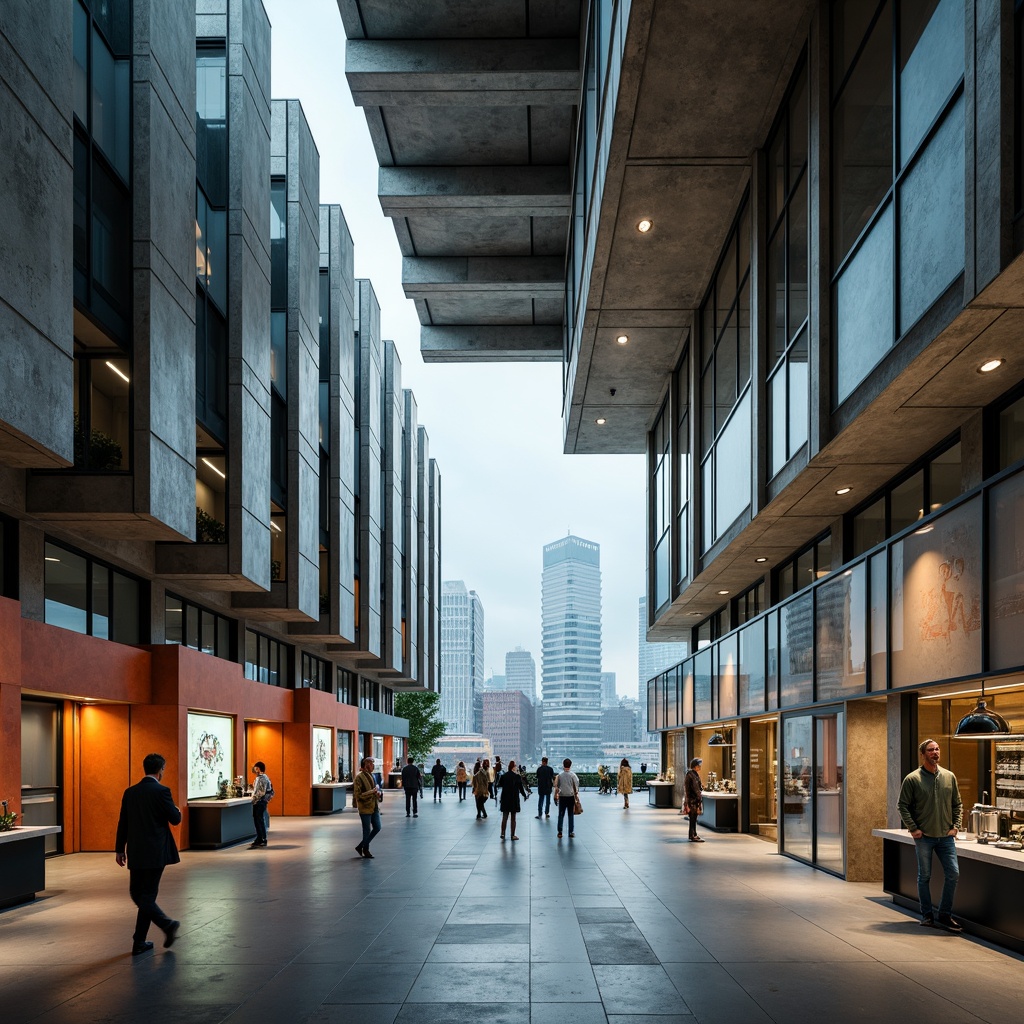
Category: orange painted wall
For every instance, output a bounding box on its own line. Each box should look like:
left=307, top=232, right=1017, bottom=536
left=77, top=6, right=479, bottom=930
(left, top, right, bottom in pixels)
left=246, top=721, right=284, bottom=819
left=79, top=704, right=131, bottom=851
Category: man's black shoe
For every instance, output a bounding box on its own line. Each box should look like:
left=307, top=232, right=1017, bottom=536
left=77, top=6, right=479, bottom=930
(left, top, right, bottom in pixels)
left=354, top=843, right=365, bottom=857
left=920, top=914, right=934, bottom=927
left=362, top=849, right=374, bottom=859
left=937, top=914, right=962, bottom=933
left=248, top=841, right=264, bottom=849
left=131, top=941, right=154, bottom=956
left=163, top=921, right=180, bottom=948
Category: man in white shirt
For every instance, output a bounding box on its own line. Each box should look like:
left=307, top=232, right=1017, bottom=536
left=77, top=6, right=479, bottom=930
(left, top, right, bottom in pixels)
left=555, top=758, right=580, bottom=839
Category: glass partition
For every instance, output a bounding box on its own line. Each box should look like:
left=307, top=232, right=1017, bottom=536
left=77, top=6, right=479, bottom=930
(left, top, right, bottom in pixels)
left=990, top=470, right=1024, bottom=669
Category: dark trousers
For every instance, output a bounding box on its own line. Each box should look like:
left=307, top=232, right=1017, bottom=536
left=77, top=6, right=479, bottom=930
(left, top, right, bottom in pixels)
left=405, top=788, right=419, bottom=814
left=129, top=866, right=172, bottom=945
left=434, top=780, right=444, bottom=800
left=687, top=810, right=699, bottom=840
left=537, top=790, right=551, bottom=815
left=475, top=793, right=488, bottom=817
left=252, top=798, right=268, bottom=844
left=557, top=798, right=575, bottom=834
left=458, top=781, right=468, bottom=800
left=360, top=809, right=382, bottom=849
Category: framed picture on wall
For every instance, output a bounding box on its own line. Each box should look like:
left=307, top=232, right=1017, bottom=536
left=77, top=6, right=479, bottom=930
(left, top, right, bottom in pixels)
left=187, top=712, right=233, bottom=799
left=313, top=726, right=333, bottom=784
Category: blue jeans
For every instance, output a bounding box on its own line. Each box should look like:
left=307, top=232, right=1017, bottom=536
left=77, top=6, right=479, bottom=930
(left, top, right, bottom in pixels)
left=557, top=797, right=575, bottom=834
left=537, top=791, right=551, bottom=815
left=360, top=808, right=382, bottom=850
left=914, top=835, right=959, bottom=917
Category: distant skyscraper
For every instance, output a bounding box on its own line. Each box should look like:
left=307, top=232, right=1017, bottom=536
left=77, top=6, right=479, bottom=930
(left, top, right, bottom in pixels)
left=505, top=647, right=537, bottom=701
left=601, top=671, right=617, bottom=708
left=638, top=596, right=688, bottom=734
left=542, top=535, right=602, bottom=761
left=483, top=690, right=536, bottom=764
left=440, top=581, right=484, bottom=735
left=483, top=673, right=507, bottom=692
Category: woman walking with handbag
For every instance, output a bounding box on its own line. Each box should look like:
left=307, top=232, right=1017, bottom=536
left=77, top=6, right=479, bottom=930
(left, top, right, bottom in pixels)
left=473, top=758, right=491, bottom=819
left=617, top=758, right=633, bottom=809
left=554, top=758, right=581, bottom=839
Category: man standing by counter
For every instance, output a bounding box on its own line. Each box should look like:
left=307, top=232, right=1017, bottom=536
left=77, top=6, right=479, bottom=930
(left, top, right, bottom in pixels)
left=897, top=738, right=963, bottom=932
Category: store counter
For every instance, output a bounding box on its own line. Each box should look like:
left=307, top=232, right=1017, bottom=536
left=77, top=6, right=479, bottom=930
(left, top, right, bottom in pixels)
left=699, top=792, right=738, bottom=832
left=188, top=797, right=255, bottom=849
left=647, top=781, right=676, bottom=808
left=0, top=825, right=62, bottom=908
left=873, top=828, right=1024, bottom=953
left=312, top=783, right=353, bottom=814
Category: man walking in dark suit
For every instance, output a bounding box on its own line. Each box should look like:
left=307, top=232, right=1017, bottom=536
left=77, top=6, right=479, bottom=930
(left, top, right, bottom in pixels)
left=115, top=752, right=181, bottom=956
left=401, top=755, right=422, bottom=816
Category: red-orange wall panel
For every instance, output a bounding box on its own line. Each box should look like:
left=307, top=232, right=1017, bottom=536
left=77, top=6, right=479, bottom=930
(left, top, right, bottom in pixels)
left=282, top=723, right=312, bottom=816
left=79, top=704, right=130, bottom=851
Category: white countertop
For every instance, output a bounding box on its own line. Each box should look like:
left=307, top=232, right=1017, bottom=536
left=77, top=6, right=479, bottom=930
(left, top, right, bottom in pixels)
left=0, top=825, right=62, bottom=846
left=188, top=797, right=252, bottom=808
left=872, top=828, right=1024, bottom=872
left=647, top=780, right=675, bottom=786
left=313, top=782, right=352, bottom=788
left=702, top=791, right=738, bottom=799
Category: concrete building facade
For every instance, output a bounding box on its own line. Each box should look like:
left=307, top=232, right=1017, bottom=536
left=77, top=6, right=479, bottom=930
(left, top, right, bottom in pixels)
left=0, top=0, right=441, bottom=855
left=342, top=0, right=1024, bottom=939
left=505, top=646, right=537, bottom=702
left=482, top=689, right=537, bottom=766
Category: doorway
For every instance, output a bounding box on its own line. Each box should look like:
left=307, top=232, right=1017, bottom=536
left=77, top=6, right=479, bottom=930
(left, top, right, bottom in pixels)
left=747, top=718, right=778, bottom=841
left=21, top=699, right=63, bottom=855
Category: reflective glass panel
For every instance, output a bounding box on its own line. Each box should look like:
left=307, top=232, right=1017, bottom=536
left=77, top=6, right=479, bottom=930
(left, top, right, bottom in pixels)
left=44, top=544, right=88, bottom=635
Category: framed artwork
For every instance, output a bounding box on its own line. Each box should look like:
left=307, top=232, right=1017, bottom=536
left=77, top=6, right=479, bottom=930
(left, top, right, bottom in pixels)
left=313, top=726, right=333, bottom=784
left=188, top=712, right=233, bottom=799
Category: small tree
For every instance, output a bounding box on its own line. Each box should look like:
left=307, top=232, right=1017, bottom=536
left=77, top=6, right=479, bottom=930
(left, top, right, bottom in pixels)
left=394, top=691, right=448, bottom=764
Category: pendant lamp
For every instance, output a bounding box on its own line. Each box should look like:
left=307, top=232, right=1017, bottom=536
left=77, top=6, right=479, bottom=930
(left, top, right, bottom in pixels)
left=953, top=681, right=1012, bottom=739
left=707, top=731, right=734, bottom=746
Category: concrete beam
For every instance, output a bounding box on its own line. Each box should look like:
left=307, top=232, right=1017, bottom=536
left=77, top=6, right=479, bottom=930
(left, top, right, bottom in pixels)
left=402, top=257, right=564, bottom=297
left=346, top=39, right=578, bottom=106
left=380, top=166, right=570, bottom=217
left=420, top=325, right=562, bottom=362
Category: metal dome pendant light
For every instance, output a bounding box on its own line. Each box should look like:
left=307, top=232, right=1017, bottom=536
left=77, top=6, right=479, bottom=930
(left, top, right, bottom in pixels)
left=953, top=680, right=1011, bottom=739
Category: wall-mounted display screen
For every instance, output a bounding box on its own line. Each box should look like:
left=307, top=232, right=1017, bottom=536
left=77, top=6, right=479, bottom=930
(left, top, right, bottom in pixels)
left=188, top=711, right=233, bottom=799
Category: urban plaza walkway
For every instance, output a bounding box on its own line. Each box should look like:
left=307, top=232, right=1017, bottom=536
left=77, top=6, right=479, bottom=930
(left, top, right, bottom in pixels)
left=1, top=793, right=1021, bottom=1024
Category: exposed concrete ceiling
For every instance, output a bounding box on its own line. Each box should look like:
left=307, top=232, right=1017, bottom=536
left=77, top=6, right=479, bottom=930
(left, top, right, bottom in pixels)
left=341, top=0, right=580, bottom=363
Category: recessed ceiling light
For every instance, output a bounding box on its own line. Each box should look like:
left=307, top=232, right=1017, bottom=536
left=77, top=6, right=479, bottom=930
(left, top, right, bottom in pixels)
left=978, top=359, right=1004, bottom=373
left=616, top=334, right=629, bottom=345
left=835, top=486, right=852, bottom=495
left=755, top=557, right=767, bottom=563
left=201, top=457, right=226, bottom=479
left=596, top=417, right=606, bottom=425
left=271, top=520, right=283, bottom=533
left=637, top=218, right=653, bottom=233
left=717, top=590, right=730, bottom=595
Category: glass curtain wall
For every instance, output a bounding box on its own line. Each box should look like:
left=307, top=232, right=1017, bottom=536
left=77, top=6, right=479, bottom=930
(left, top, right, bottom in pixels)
left=650, top=405, right=671, bottom=613
left=700, top=196, right=752, bottom=551
left=675, top=346, right=691, bottom=586
left=832, top=0, right=965, bottom=404
left=766, top=57, right=810, bottom=476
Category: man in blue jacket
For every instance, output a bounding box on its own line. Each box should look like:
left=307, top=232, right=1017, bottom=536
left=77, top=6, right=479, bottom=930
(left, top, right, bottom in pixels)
left=115, top=752, right=181, bottom=956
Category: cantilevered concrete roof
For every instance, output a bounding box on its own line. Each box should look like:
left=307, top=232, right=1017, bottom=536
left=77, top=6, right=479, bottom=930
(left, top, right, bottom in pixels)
left=341, top=0, right=579, bottom=362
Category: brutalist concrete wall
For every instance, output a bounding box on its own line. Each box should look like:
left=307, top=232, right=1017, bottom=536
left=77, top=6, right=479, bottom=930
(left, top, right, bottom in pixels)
left=131, top=0, right=196, bottom=538
left=415, top=424, right=431, bottom=687
left=357, top=279, right=383, bottom=658
left=382, top=342, right=405, bottom=674
left=402, top=390, right=420, bottom=684
left=195, top=0, right=272, bottom=586
left=0, top=1, right=73, bottom=468
left=273, top=99, right=320, bottom=621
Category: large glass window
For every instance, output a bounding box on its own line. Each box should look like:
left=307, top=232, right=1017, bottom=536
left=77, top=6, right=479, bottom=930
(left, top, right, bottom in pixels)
left=300, top=652, right=331, bottom=692
left=165, top=593, right=233, bottom=659
left=244, top=629, right=292, bottom=687
left=650, top=403, right=671, bottom=612
left=989, top=468, right=1024, bottom=671
left=73, top=352, right=130, bottom=470
left=776, top=533, right=832, bottom=602
left=73, top=0, right=131, bottom=339
left=700, top=196, right=752, bottom=550
left=675, top=347, right=691, bottom=585
left=766, top=58, right=810, bottom=476
left=999, top=391, right=1024, bottom=470
left=44, top=540, right=141, bottom=643
left=832, top=0, right=965, bottom=404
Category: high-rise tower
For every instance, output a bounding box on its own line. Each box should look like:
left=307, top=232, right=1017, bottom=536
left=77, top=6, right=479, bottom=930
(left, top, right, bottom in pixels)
left=541, top=535, right=602, bottom=761
left=440, top=581, right=484, bottom=735
left=505, top=647, right=537, bottom=702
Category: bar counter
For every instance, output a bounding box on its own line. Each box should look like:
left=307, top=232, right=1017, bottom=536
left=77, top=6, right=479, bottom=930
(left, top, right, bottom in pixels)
left=0, top=825, right=63, bottom=908
left=188, top=797, right=255, bottom=849
left=872, top=828, right=1024, bottom=953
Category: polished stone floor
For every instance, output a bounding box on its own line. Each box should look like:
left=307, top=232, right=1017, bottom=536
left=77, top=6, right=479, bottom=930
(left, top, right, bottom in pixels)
left=1, top=791, right=1021, bottom=1024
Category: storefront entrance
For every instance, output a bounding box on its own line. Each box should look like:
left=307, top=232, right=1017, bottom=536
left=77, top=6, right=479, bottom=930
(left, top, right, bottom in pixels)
left=747, top=718, right=778, bottom=841
left=20, top=699, right=63, bottom=855
left=782, top=709, right=844, bottom=875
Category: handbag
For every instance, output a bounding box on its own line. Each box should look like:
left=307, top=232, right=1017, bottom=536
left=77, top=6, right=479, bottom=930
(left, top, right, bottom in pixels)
left=573, top=784, right=583, bottom=815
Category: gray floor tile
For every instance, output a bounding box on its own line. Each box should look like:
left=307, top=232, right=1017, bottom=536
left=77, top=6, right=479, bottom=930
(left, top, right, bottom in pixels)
left=308, top=1006, right=401, bottom=1024
left=606, top=1016, right=693, bottom=1024
left=595, top=965, right=689, bottom=1015
left=661, top=962, right=770, bottom=1023
left=530, top=962, right=600, bottom=1002
left=326, top=962, right=419, bottom=1003
left=428, top=942, right=530, bottom=962
left=582, top=922, right=659, bottom=964
left=437, top=923, right=530, bottom=944
left=407, top=963, right=530, bottom=1002
left=576, top=907, right=633, bottom=923
left=395, top=1005, right=529, bottom=1024
left=531, top=1003, right=608, bottom=1024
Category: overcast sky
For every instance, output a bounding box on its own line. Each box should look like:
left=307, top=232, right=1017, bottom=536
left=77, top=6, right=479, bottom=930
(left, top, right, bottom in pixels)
left=263, top=0, right=648, bottom=697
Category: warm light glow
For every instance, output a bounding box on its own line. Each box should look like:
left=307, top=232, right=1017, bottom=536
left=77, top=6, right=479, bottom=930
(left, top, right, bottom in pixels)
left=915, top=524, right=934, bottom=535
left=45, top=556, right=60, bottom=562
left=201, top=457, right=226, bottom=479
left=105, top=360, right=130, bottom=383
left=616, top=334, right=629, bottom=345
left=717, top=590, right=730, bottom=595
left=271, top=520, right=283, bottom=533
left=835, top=486, right=852, bottom=495
left=596, top=417, right=607, bottom=425
left=637, top=218, right=653, bottom=233
left=755, top=556, right=767, bottom=563
left=978, top=358, right=1004, bottom=373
